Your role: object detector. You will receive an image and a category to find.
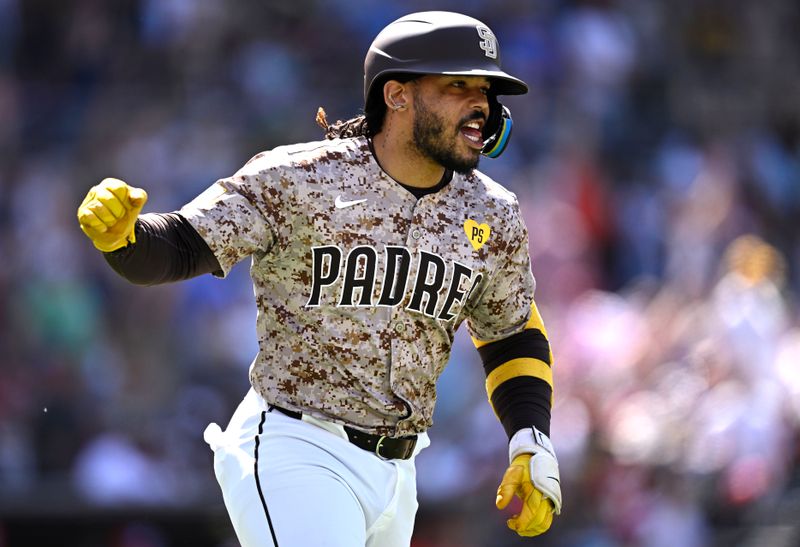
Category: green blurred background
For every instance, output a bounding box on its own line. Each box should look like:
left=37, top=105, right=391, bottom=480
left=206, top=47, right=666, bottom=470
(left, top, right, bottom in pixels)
left=1, top=1, right=799, bottom=546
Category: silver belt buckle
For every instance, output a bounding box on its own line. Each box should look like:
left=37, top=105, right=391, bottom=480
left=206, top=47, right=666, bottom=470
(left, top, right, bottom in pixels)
left=374, top=435, right=390, bottom=460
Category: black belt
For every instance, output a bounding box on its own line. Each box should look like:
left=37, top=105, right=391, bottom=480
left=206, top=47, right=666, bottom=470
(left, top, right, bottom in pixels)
left=269, top=405, right=418, bottom=460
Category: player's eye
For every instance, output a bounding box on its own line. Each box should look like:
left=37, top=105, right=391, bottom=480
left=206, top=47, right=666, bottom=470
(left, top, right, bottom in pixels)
left=451, top=80, right=466, bottom=88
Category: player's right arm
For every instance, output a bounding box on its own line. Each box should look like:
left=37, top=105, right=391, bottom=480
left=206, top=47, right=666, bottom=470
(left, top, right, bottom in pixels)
left=77, top=178, right=222, bottom=285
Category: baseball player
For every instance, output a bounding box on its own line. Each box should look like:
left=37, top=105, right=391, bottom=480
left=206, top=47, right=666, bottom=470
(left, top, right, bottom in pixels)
left=77, top=11, right=561, bottom=547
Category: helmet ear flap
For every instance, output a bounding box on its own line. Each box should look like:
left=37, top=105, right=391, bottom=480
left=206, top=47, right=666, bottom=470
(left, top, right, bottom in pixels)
left=481, top=98, right=513, bottom=158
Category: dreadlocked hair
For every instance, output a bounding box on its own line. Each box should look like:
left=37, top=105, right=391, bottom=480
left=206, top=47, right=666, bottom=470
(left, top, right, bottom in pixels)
left=316, top=106, right=384, bottom=140
left=316, top=108, right=366, bottom=139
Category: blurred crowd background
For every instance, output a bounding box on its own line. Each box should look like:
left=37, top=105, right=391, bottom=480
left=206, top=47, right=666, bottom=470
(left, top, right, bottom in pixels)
left=1, top=0, right=800, bottom=546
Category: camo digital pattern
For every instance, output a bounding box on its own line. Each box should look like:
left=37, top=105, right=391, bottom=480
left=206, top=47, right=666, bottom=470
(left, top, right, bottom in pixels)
left=180, top=137, right=535, bottom=437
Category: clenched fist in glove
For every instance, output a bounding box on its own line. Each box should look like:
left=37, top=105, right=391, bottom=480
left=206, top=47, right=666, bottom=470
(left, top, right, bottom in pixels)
left=496, top=427, right=562, bottom=536
left=77, top=178, right=147, bottom=252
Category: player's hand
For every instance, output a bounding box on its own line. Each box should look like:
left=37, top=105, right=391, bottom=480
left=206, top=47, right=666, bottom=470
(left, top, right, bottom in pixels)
left=77, top=178, right=147, bottom=252
left=496, top=428, right=562, bottom=536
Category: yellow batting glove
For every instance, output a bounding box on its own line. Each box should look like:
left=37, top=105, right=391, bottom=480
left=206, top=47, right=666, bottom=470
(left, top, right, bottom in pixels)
left=496, top=427, right=562, bottom=537
left=77, top=178, right=147, bottom=252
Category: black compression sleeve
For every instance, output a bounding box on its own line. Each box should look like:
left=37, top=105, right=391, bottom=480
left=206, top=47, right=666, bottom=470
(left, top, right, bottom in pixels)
left=490, top=377, right=552, bottom=437
left=103, top=213, right=222, bottom=285
left=479, top=329, right=553, bottom=437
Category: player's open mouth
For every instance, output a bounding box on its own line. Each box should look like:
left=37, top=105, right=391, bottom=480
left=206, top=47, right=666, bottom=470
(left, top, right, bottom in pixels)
left=460, top=120, right=484, bottom=149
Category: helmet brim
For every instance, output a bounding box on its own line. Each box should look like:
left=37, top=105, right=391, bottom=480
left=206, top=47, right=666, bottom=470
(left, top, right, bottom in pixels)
left=364, top=68, right=527, bottom=112
left=366, top=66, right=527, bottom=102
left=381, top=67, right=527, bottom=95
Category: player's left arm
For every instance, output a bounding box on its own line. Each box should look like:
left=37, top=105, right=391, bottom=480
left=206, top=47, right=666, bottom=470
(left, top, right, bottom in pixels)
left=466, top=201, right=561, bottom=537
left=472, top=303, right=561, bottom=536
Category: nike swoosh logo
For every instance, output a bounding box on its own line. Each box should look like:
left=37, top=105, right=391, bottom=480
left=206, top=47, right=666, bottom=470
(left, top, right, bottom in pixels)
left=546, top=476, right=561, bottom=484
left=335, top=196, right=368, bottom=209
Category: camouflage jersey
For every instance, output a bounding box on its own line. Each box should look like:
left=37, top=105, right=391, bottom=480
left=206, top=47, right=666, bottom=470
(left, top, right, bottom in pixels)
left=179, top=136, right=536, bottom=437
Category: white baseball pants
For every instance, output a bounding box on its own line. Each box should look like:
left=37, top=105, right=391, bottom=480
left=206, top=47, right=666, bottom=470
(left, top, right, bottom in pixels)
left=204, top=389, right=429, bottom=547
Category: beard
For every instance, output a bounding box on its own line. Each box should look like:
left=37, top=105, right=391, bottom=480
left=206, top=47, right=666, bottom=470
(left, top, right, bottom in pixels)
left=411, top=94, right=481, bottom=174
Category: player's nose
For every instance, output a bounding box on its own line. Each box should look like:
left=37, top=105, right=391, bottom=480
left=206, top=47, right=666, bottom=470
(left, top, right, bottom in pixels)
left=468, top=90, right=489, bottom=118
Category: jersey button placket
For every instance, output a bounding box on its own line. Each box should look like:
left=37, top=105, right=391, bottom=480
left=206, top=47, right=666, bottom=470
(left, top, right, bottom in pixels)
left=407, top=201, right=424, bottom=245
left=398, top=214, right=423, bottom=337
left=387, top=212, right=418, bottom=426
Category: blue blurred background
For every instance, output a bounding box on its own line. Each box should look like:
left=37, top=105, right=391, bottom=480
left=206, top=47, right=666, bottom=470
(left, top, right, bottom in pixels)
left=1, top=0, right=800, bottom=546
